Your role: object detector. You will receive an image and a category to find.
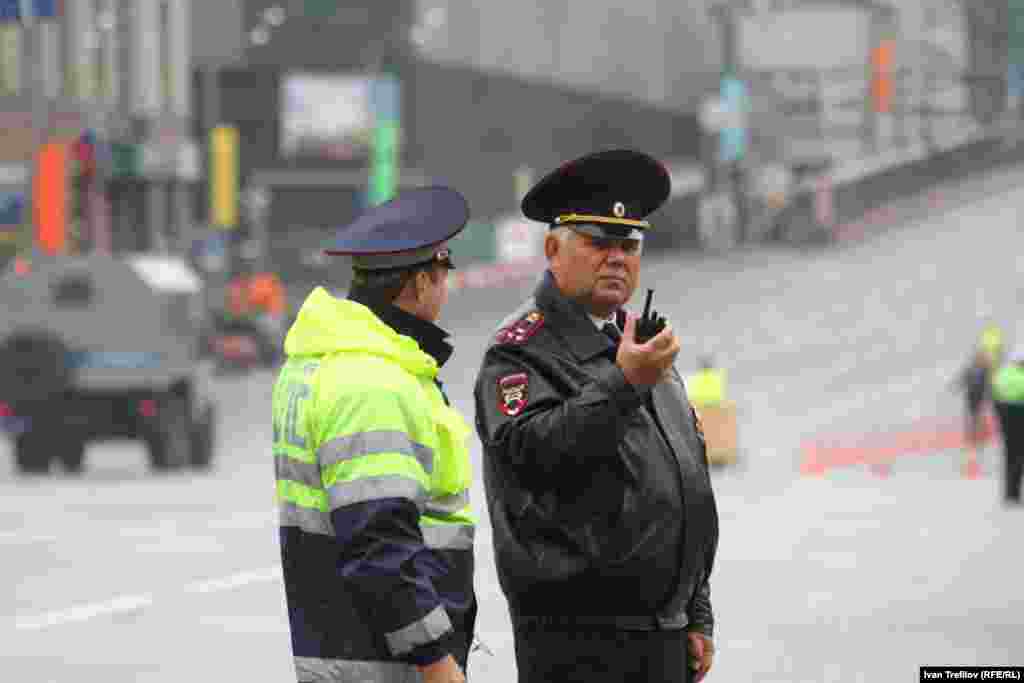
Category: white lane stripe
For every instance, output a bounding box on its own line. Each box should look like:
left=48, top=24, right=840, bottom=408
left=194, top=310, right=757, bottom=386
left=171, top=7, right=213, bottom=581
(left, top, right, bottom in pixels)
left=183, top=566, right=281, bottom=594
left=15, top=593, right=154, bottom=631
left=0, top=513, right=275, bottom=546
left=0, top=532, right=60, bottom=546
left=14, top=566, right=283, bottom=631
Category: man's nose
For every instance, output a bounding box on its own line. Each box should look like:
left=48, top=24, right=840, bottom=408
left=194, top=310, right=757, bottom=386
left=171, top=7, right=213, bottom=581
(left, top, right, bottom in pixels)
left=605, top=245, right=628, bottom=262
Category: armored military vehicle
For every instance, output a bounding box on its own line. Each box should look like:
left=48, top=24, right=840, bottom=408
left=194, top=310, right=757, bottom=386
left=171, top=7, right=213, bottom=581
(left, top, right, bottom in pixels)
left=0, top=253, right=217, bottom=474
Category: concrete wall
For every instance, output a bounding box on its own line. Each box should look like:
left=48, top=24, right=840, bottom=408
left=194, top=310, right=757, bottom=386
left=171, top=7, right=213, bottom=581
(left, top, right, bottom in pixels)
left=412, top=0, right=720, bottom=112
left=739, top=6, right=871, bottom=70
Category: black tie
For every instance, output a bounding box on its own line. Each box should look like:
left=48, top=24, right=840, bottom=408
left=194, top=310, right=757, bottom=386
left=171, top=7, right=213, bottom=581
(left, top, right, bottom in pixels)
left=602, top=322, right=622, bottom=345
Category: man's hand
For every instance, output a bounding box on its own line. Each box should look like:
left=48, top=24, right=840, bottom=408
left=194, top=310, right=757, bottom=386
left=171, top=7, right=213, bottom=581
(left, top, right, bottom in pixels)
left=417, top=654, right=465, bottom=683
left=687, top=631, right=714, bottom=682
left=617, top=313, right=681, bottom=388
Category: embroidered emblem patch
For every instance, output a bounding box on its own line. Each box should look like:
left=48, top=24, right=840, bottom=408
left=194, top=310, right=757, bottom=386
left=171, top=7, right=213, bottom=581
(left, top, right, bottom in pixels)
left=495, top=311, right=544, bottom=345
left=498, top=373, right=529, bottom=417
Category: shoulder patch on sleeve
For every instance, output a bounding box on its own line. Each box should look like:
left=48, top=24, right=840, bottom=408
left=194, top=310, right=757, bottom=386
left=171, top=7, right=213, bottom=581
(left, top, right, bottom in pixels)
left=495, top=311, right=544, bottom=346
left=498, top=372, right=529, bottom=416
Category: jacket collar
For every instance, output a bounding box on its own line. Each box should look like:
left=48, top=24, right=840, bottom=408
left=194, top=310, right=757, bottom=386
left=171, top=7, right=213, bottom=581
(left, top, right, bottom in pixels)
left=534, top=270, right=620, bottom=361
left=347, top=288, right=454, bottom=368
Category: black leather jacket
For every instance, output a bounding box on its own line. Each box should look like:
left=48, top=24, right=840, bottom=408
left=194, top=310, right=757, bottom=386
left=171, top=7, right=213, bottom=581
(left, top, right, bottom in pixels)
left=474, top=272, right=718, bottom=636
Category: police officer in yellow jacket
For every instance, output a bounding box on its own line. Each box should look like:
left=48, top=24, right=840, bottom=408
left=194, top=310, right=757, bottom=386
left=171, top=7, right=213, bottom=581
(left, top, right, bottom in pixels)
left=273, top=187, right=476, bottom=683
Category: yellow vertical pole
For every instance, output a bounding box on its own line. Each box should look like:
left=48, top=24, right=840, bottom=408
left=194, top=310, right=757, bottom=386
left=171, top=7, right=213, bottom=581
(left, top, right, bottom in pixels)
left=210, top=125, right=238, bottom=229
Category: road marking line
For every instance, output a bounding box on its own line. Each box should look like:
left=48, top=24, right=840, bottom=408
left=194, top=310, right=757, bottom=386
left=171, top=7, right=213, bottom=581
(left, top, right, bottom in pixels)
left=0, top=531, right=60, bottom=546
left=806, top=551, right=859, bottom=571
left=13, top=566, right=283, bottom=631
left=183, top=566, right=281, bottom=594
left=15, top=593, right=154, bottom=631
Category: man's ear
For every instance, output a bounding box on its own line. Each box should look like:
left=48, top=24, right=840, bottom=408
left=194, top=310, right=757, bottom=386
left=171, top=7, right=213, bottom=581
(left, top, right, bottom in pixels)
left=544, top=232, right=559, bottom=260
left=414, top=269, right=431, bottom=300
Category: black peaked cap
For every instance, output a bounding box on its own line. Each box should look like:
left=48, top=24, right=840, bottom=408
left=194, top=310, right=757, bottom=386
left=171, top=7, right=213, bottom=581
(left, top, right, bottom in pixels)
left=521, top=149, right=672, bottom=228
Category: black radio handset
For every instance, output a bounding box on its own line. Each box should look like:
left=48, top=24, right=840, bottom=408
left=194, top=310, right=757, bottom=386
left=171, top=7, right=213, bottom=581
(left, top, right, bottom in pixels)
left=634, top=288, right=667, bottom=344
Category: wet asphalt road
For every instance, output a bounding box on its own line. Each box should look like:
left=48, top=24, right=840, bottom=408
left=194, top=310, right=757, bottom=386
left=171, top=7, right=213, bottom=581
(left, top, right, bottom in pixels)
left=3, top=162, right=1024, bottom=681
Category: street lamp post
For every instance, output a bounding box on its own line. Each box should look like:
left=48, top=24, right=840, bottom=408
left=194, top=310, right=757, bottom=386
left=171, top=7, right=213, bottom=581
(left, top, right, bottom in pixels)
left=708, top=2, right=750, bottom=247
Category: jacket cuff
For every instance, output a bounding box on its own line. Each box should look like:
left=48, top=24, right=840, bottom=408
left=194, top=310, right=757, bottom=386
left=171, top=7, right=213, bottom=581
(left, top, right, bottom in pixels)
left=404, top=629, right=455, bottom=667
left=591, top=364, right=648, bottom=416
left=390, top=605, right=454, bottom=665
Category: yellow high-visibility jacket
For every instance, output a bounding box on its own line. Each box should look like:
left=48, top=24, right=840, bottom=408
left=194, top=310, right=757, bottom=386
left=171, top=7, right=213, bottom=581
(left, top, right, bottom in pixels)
left=273, top=287, right=475, bottom=682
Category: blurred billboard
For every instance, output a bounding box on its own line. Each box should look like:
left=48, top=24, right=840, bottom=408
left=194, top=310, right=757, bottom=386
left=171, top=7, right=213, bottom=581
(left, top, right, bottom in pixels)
left=280, top=73, right=376, bottom=161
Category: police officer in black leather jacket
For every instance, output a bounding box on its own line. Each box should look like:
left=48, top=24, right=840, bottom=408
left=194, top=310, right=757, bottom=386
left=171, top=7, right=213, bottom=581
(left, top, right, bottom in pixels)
left=474, top=150, right=719, bottom=682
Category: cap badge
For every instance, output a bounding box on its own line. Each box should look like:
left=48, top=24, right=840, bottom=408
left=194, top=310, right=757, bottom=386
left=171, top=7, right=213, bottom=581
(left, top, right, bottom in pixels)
left=613, top=202, right=626, bottom=218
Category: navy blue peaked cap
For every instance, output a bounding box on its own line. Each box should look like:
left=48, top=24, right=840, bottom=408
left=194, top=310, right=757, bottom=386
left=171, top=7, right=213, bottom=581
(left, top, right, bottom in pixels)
left=522, top=149, right=671, bottom=239
left=324, top=186, right=470, bottom=270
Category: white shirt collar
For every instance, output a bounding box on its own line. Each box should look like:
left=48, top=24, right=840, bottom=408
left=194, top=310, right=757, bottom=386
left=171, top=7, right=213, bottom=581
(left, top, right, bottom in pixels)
left=589, top=313, right=617, bottom=331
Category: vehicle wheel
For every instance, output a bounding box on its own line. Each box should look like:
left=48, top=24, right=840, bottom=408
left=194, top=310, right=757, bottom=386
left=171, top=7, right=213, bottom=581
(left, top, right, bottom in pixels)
left=0, top=329, right=72, bottom=410
left=13, top=430, right=53, bottom=475
left=59, top=438, right=87, bottom=474
left=145, top=394, right=191, bottom=472
left=189, top=405, right=216, bottom=469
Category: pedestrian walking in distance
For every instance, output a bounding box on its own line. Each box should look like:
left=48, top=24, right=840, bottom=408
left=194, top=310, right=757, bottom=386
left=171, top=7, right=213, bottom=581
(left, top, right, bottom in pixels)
left=992, top=348, right=1024, bottom=506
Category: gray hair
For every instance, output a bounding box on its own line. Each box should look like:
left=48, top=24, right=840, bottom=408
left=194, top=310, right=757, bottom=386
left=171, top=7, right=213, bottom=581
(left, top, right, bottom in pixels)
left=549, top=226, right=574, bottom=245
left=548, top=225, right=644, bottom=256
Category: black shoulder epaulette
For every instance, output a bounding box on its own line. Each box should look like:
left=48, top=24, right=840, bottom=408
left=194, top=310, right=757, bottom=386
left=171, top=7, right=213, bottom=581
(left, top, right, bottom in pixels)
left=495, top=311, right=544, bottom=346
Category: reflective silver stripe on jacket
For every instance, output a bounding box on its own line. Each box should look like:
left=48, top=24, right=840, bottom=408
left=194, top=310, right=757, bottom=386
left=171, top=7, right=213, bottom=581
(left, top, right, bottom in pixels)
left=278, top=500, right=333, bottom=536
left=424, top=489, right=470, bottom=517
left=318, top=430, right=434, bottom=474
left=327, top=475, right=428, bottom=511
left=385, top=605, right=452, bottom=656
left=294, top=656, right=420, bottom=683
left=276, top=453, right=320, bottom=487
left=421, top=523, right=474, bottom=550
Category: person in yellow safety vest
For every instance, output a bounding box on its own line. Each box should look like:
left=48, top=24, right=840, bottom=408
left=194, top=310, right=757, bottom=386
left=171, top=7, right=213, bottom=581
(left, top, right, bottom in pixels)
left=687, top=355, right=727, bottom=409
left=991, top=347, right=1024, bottom=505
left=272, top=188, right=477, bottom=683
left=981, top=324, right=1005, bottom=368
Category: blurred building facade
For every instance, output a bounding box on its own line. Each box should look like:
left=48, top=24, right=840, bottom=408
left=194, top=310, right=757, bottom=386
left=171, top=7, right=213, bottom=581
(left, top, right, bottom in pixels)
left=188, top=0, right=705, bottom=284
left=0, top=0, right=197, bottom=262
left=181, top=0, right=1005, bottom=278
left=698, top=0, right=976, bottom=165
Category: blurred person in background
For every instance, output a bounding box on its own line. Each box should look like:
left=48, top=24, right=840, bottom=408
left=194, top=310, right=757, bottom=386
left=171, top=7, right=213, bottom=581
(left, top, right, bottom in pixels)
left=225, top=240, right=289, bottom=363
left=991, top=348, right=1024, bottom=506
left=474, top=150, right=718, bottom=683
left=980, top=323, right=1004, bottom=367
left=273, top=188, right=477, bottom=683
left=950, top=347, right=994, bottom=459
left=687, top=355, right=727, bottom=409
